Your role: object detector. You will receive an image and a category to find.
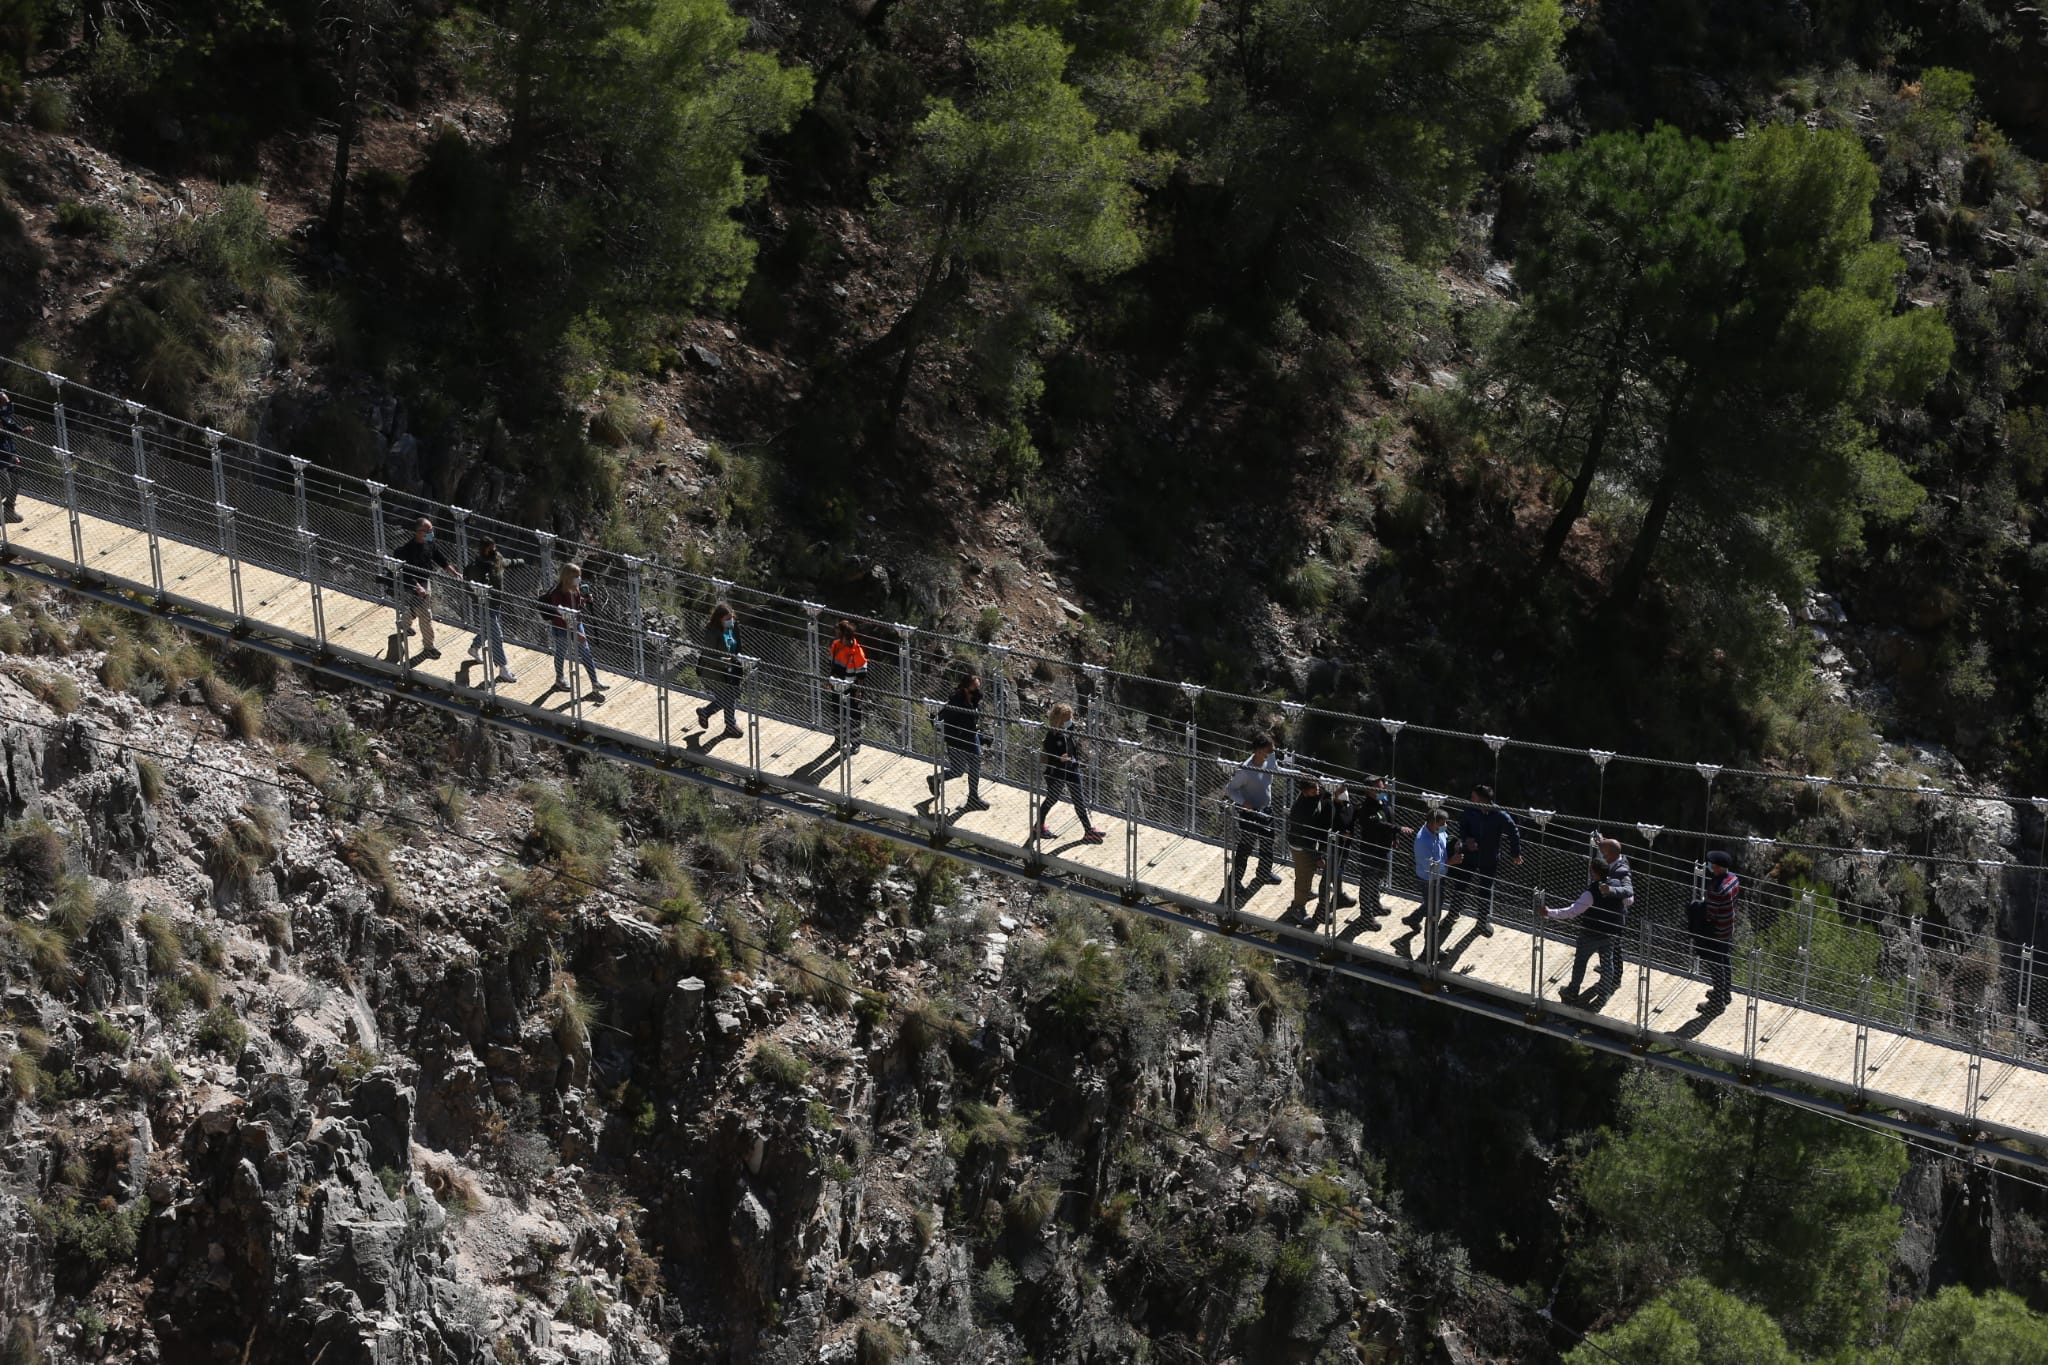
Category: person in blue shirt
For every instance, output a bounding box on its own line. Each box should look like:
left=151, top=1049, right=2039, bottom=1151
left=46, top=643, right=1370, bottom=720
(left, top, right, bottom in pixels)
left=1404, top=807, right=1463, bottom=938
left=1448, top=784, right=1522, bottom=935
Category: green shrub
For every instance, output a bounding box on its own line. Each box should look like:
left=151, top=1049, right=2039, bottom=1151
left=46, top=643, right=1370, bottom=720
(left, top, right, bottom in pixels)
left=26, top=82, right=70, bottom=132
left=854, top=1320, right=905, bottom=1365
left=137, top=912, right=182, bottom=976
left=750, top=1043, right=809, bottom=1089
left=31, top=1197, right=144, bottom=1273
left=5, top=818, right=67, bottom=900
left=54, top=202, right=116, bottom=239
left=194, top=1005, right=247, bottom=1058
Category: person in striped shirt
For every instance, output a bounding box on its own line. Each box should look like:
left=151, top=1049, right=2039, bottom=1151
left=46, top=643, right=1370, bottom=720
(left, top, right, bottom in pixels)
left=1698, top=849, right=1740, bottom=1009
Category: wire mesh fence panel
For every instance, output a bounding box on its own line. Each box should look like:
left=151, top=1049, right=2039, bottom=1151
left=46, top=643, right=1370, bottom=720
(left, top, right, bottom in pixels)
left=17, top=361, right=2048, bottom=1088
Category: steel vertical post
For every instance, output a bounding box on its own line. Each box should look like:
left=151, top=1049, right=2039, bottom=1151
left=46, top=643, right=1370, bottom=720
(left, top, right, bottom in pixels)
left=56, top=444, right=82, bottom=568
left=895, top=623, right=916, bottom=749
left=648, top=631, right=671, bottom=750
left=1180, top=682, right=1202, bottom=836
left=1124, top=755, right=1140, bottom=897
left=1853, top=975, right=1872, bottom=1102
left=1083, top=663, right=1107, bottom=813
left=207, top=429, right=227, bottom=512
left=1382, top=719, right=1404, bottom=885
left=1530, top=886, right=1547, bottom=1008
left=562, top=606, right=582, bottom=724
left=1798, top=888, right=1815, bottom=1004
left=135, top=477, right=162, bottom=598
left=625, top=555, right=645, bottom=680
left=2020, top=945, right=2036, bottom=1036
left=1744, top=944, right=1763, bottom=1072
left=299, top=530, right=326, bottom=652
left=802, top=603, right=823, bottom=727
left=218, top=504, right=244, bottom=619
left=49, top=379, right=69, bottom=455
left=364, top=482, right=387, bottom=574
left=125, top=401, right=148, bottom=483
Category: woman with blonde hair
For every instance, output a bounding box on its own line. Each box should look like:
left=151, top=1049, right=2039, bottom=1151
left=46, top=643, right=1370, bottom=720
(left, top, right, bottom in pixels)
left=1035, top=702, right=1104, bottom=844
left=537, top=562, right=604, bottom=700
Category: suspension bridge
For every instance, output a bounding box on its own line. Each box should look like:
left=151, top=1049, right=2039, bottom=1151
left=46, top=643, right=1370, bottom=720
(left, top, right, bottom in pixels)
left=3, top=359, right=2047, bottom=1168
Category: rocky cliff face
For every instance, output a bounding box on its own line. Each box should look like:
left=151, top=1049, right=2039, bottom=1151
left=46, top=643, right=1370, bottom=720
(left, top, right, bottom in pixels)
left=2, top=583, right=1511, bottom=1365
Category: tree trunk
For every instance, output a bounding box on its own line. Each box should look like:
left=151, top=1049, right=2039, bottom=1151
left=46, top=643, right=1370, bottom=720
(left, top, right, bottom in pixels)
left=1609, top=452, right=1685, bottom=609
left=1538, top=370, right=1623, bottom=571
left=325, top=14, right=366, bottom=244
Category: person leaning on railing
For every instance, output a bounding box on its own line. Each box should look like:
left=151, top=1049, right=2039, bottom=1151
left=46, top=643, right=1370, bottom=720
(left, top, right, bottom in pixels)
left=1285, top=774, right=1335, bottom=923
left=1691, top=849, right=1741, bottom=1011
left=695, top=601, right=745, bottom=738
left=0, top=390, right=32, bottom=525
left=1404, top=807, right=1464, bottom=937
left=1545, top=841, right=1633, bottom=1006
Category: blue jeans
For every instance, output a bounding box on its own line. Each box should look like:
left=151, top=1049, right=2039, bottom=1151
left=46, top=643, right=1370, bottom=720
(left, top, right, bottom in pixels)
left=551, top=626, right=600, bottom=690
left=470, top=610, right=506, bottom=667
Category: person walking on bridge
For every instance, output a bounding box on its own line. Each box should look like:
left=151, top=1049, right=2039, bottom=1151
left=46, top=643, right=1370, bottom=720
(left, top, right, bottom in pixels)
left=695, top=601, right=745, bottom=738
left=1449, top=784, right=1521, bottom=936
left=463, top=537, right=524, bottom=683
left=1285, top=774, right=1335, bottom=923
left=1225, top=734, right=1282, bottom=903
left=538, top=562, right=606, bottom=701
left=1337, top=776, right=1411, bottom=930
left=1035, top=702, right=1104, bottom=844
left=930, top=672, right=990, bottom=810
left=1695, top=850, right=1741, bottom=1010
left=828, top=619, right=869, bottom=754
left=1545, top=840, right=1633, bottom=1005
left=1, top=391, right=33, bottom=525
left=391, top=516, right=459, bottom=659
left=1404, top=807, right=1463, bottom=944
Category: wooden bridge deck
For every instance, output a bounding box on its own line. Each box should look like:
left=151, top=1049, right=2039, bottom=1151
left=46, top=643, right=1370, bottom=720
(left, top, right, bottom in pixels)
left=7, top=491, right=2047, bottom=1154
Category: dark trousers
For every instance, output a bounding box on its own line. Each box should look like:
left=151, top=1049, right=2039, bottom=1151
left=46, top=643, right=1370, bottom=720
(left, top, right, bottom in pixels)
left=1698, top=932, right=1733, bottom=1000
left=700, top=676, right=740, bottom=728
left=1447, top=861, right=1499, bottom=922
left=1231, top=807, right=1274, bottom=881
left=833, top=683, right=865, bottom=746
left=1, top=465, right=16, bottom=513
left=1567, top=930, right=1622, bottom=997
left=941, top=742, right=981, bottom=797
left=1038, top=772, right=1090, bottom=831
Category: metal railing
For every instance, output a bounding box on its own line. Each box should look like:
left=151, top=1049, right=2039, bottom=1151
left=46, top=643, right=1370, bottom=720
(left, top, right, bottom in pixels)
left=1, top=361, right=2043, bottom=1110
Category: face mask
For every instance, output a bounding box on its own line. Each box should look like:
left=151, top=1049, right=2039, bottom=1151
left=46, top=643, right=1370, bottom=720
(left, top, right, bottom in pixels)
left=423, top=531, right=434, bottom=543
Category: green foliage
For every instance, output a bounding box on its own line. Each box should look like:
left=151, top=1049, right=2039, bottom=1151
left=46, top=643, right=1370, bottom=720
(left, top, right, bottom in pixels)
left=1870, top=1284, right=2048, bottom=1365
left=1500, top=122, right=1953, bottom=606
left=1573, top=1070, right=1906, bottom=1353
left=1566, top=1278, right=1797, bottom=1365
left=31, top=1197, right=144, bottom=1276
left=194, top=1005, right=249, bottom=1058
left=749, top=1043, right=810, bottom=1089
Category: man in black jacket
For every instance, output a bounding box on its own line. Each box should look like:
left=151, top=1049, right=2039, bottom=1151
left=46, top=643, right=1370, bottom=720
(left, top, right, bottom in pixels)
left=1448, top=784, right=1522, bottom=935
left=1, top=391, right=32, bottom=525
left=1285, top=776, right=1335, bottom=922
left=390, top=517, right=458, bottom=658
left=929, top=673, right=990, bottom=811
left=1330, top=776, right=1411, bottom=930
left=1545, top=840, right=1633, bottom=1005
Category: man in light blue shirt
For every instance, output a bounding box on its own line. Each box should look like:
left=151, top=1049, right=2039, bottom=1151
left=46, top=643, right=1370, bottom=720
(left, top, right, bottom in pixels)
left=1405, top=807, right=1463, bottom=938
left=1225, top=734, right=1282, bottom=898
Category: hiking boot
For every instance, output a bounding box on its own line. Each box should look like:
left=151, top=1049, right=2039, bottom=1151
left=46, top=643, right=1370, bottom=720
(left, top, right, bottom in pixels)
left=1034, top=825, right=1055, bottom=841
left=964, top=797, right=990, bottom=812
left=1256, top=870, right=1283, bottom=886
left=584, top=690, right=606, bottom=704
left=721, top=724, right=744, bottom=739
left=1333, top=893, right=1357, bottom=909
left=927, top=774, right=942, bottom=796
left=1477, top=918, right=1495, bottom=937
left=3, top=511, right=21, bottom=524
left=422, top=647, right=442, bottom=660
left=1081, top=829, right=1106, bottom=844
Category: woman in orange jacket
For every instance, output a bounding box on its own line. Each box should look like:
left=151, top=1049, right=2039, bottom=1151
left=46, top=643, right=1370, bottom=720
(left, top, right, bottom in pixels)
left=828, top=619, right=869, bottom=753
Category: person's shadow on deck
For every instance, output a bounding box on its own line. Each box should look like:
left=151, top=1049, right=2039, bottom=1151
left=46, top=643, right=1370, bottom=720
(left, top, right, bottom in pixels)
left=786, top=742, right=843, bottom=783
